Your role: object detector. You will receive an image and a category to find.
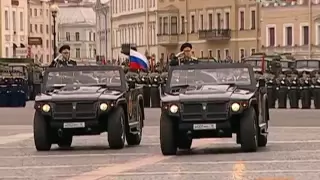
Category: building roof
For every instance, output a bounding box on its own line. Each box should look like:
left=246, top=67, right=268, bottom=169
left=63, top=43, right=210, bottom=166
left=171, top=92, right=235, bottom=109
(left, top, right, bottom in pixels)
left=58, top=7, right=96, bottom=25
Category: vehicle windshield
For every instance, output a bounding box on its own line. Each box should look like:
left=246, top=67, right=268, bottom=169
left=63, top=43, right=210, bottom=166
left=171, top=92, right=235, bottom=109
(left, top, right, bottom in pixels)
left=244, top=60, right=262, bottom=67
left=170, top=68, right=251, bottom=87
left=281, top=62, right=289, bottom=68
left=45, top=70, right=121, bottom=87
left=296, top=60, right=319, bottom=68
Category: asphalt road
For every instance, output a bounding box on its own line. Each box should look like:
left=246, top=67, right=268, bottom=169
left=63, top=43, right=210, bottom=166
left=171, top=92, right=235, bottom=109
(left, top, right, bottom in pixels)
left=0, top=102, right=320, bottom=180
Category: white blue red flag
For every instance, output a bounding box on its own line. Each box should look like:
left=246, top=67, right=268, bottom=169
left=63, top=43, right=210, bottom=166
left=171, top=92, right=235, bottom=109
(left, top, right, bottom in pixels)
left=129, top=49, right=149, bottom=70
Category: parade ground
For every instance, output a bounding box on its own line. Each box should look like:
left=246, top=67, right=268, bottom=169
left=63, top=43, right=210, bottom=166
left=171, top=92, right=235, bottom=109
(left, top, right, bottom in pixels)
left=1, top=102, right=320, bottom=180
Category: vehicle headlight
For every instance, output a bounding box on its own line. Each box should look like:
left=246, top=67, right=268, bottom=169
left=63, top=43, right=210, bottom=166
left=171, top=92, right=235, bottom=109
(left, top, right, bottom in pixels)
left=281, top=80, right=284, bottom=84
left=42, top=104, right=51, bottom=112
left=154, top=78, right=157, bottom=82
left=169, top=105, right=178, bottom=113
left=231, top=103, right=240, bottom=112
left=293, top=81, right=296, bottom=84
left=142, top=77, right=145, bottom=81
left=100, top=103, right=108, bottom=111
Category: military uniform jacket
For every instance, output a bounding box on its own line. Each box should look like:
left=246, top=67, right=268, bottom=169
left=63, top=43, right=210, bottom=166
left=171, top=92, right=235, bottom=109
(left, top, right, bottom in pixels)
left=169, top=56, right=198, bottom=66
left=49, top=59, right=77, bottom=67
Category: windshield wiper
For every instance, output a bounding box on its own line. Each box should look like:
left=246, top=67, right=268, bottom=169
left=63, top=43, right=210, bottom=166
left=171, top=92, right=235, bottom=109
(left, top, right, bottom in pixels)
left=171, top=84, right=190, bottom=89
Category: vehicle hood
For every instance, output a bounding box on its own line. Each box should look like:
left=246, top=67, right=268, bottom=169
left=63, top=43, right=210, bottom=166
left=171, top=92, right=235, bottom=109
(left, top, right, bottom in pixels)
left=36, top=86, right=123, bottom=101
left=161, top=85, right=254, bottom=102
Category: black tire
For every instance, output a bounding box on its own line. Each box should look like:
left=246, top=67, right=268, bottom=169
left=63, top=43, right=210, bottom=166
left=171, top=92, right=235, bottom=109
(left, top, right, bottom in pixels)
left=126, top=105, right=142, bottom=146
left=108, top=107, right=126, bottom=149
left=258, top=121, right=268, bottom=147
left=57, top=135, right=73, bottom=148
left=33, top=111, right=52, bottom=151
left=240, top=107, right=258, bottom=152
left=160, top=113, right=177, bottom=155
left=177, top=135, right=192, bottom=150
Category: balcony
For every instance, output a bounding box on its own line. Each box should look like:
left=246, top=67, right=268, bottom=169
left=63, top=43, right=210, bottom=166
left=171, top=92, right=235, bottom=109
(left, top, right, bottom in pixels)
left=157, top=34, right=179, bottom=46
left=198, top=29, right=231, bottom=41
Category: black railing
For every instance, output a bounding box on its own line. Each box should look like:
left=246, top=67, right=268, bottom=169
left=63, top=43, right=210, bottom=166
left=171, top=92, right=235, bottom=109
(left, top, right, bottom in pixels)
left=198, top=29, right=231, bottom=40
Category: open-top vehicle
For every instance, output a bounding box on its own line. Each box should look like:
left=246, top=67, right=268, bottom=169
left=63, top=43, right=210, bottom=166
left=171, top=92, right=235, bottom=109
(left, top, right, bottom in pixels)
left=159, top=63, right=270, bottom=155
left=33, top=66, right=145, bottom=151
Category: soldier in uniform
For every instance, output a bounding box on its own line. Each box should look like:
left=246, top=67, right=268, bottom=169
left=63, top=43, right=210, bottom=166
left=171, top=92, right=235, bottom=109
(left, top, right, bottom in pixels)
left=170, top=43, right=198, bottom=66
left=49, top=45, right=77, bottom=67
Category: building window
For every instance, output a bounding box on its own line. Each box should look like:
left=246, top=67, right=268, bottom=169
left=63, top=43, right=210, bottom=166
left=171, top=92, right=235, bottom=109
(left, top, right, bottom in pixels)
left=76, top=48, right=80, bottom=58
left=302, top=25, right=309, bottom=45
left=93, top=33, right=96, bottom=41
left=34, top=9, right=37, bottom=16
left=208, top=50, right=213, bottom=57
left=5, top=11, right=9, bottom=30
left=94, top=49, right=96, bottom=56
left=251, top=10, right=256, bottom=30
left=216, top=49, right=221, bottom=60
left=208, top=13, right=213, bottom=30
left=40, top=25, right=43, bottom=33
left=217, top=13, right=221, bottom=29
left=89, top=32, right=92, bottom=41
left=75, top=32, right=80, bottom=41
left=66, top=32, right=70, bottom=41
left=171, top=16, right=177, bottom=34
left=12, top=11, right=16, bottom=31
left=46, top=25, right=49, bottom=34
left=225, top=12, right=230, bottom=29
left=268, top=27, right=275, bottom=46
left=240, top=49, right=245, bottom=60
left=158, top=17, right=162, bottom=34
left=5, top=47, right=9, bottom=57
left=163, top=17, right=168, bottom=34
left=239, top=11, right=245, bottom=30
left=20, top=12, right=23, bottom=31
left=200, top=50, right=204, bottom=58
left=251, top=48, right=256, bottom=55
left=200, top=14, right=204, bottom=30
left=35, top=24, right=38, bottom=32
left=29, top=24, right=32, bottom=33
left=285, top=26, right=293, bottom=46
left=225, top=49, right=229, bottom=58
left=29, top=8, right=32, bottom=16
left=47, top=55, right=49, bottom=63
left=181, top=16, right=185, bottom=34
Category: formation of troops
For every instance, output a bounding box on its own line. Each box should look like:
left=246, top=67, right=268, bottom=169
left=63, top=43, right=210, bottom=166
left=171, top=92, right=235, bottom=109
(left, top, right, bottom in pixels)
left=2, top=42, right=320, bottom=109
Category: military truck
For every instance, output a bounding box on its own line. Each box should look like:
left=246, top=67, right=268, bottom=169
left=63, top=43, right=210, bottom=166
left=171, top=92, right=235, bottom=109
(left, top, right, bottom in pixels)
left=0, top=58, right=43, bottom=100
left=243, top=53, right=282, bottom=77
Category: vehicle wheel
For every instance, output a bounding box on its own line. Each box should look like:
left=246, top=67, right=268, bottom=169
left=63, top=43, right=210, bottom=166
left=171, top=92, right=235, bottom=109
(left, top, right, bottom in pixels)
left=108, top=107, right=126, bottom=149
left=258, top=121, right=268, bottom=147
left=178, top=135, right=192, bottom=150
left=57, top=135, right=73, bottom=148
left=160, top=113, right=177, bottom=155
left=239, top=107, right=258, bottom=152
left=33, top=111, right=52, bottom=151
left=126, top=105, right=143, bottom=146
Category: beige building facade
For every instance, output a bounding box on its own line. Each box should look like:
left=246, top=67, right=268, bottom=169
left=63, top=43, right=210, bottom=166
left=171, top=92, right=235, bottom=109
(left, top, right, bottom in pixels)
left=260, top=0, right=320, bottom=58
left=28, top=0, right=53, bottom=64
left=110, top=0, right=157, bottom=59
left=157, top=0, right=259, bottom=61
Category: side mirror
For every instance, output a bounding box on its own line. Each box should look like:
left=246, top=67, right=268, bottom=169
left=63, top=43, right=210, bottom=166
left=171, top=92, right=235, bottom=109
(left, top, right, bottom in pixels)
left=258, top=78, right=266, bottom=88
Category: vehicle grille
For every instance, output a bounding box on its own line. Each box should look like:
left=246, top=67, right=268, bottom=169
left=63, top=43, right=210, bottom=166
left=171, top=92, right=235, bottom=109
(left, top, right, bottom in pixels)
left=52, top=101, right=97, bottom=120
left=181, top=102, right=228, bottom=121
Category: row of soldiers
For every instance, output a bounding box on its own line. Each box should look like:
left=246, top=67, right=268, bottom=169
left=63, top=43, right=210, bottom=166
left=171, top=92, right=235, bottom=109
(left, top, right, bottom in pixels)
left=0, top=70, right=27, bottom=107
left=256, top=69, right=320, bottom=109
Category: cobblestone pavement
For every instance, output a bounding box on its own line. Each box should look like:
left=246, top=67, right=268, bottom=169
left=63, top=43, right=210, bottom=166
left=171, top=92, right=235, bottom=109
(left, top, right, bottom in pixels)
left=0, top=102, right=320, bottom=180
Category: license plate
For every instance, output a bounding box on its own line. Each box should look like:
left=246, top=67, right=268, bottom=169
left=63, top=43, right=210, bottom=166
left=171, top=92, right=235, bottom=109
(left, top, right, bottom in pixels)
left=193, top=124, right=216, bottom=130
left=63, top=122, right=85, bottom=128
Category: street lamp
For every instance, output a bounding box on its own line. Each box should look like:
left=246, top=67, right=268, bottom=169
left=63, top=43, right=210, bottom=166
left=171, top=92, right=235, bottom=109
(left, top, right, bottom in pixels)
left=50, top=3, right=59, bottom=59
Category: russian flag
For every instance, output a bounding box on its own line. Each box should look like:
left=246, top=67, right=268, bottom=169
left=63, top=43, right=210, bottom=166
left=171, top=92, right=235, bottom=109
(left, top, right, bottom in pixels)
left=129, top=49, right=149, bottom=70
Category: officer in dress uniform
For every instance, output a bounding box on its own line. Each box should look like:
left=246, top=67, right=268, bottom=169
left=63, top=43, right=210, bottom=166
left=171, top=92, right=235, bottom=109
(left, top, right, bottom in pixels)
left=49, top=45, right=77, bottom=67
left=170, top=43, right=198, bottom=66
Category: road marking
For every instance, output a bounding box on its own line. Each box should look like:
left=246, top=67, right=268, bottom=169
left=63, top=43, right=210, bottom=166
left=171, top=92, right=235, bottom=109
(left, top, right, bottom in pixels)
left=0, top=153, right=149, bottom=159
left=0, top=164, right=114, bottom=170
left=96, top=169, right=320, bottom=176
left=0, top=125, right=32, bottom=130
left=65, top=139, right=214, bottom=180
left=0, top=133, right=32, bottom=145
left=157, top=159, right=320, bottom=165
left=232, top=161, right=245, bottom=180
